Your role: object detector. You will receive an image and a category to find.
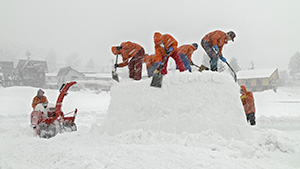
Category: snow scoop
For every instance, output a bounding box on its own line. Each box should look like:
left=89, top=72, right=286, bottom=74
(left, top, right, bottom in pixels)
left=112, top=54, right=119, bottom=82
left=225, top=61, right=237, bottom=82
left=150, top=54, right=169, bottom=88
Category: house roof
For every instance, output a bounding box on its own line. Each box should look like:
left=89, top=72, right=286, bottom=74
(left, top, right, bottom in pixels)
left=237, top=68, right=278, bottom=79
left=57, top=66, right=84, bottom=77
left=16, top=59, right=48, bottom=72
left=0, top=61, right=14, bottom=69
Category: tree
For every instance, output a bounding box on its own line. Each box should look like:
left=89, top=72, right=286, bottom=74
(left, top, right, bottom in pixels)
left=249, top=61, right=254, bottom=70
left=46, top=48, right=58, bottom=73
left=229, top=57, right=241, bottom=72
left=288, top=52, right=300, bottom=77
left=202, top=53, right=210, bottom=68
left=86, top=58, right=95, bottom=71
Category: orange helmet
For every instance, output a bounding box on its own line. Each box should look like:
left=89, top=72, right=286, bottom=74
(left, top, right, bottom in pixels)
left=154, top=32, right=162, bottom=44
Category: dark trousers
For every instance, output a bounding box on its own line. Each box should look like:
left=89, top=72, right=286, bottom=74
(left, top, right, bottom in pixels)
left=128, top=48, right=144, bottom=80
left=246, top=113, right=256, bottom=125
left=201, top=40, right=218, bottom=71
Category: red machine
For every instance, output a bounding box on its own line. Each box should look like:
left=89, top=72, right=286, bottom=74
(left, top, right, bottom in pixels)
left=31, top=81, right=78, bottom=138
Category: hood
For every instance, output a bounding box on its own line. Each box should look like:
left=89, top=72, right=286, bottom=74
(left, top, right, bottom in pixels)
left=240, top=85, right=247, bottom=93
left=154, top=32, right=162, bottom=44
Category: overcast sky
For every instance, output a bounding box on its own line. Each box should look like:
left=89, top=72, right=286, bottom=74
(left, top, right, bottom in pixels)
left=0, top=0, right=299, bottom=71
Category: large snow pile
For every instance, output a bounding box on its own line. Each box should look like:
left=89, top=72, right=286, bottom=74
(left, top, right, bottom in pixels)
left=101, top=71, right=252, bottom=140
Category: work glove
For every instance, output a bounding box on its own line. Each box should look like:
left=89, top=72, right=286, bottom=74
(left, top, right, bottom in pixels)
left=114, top=64, right=119, bottom=68
left=165, top=47, right=173, bottom=55
left=213, top=45, right=219, bottom=52
left=219, top=55, right=227, bottom=62
left=157, top=61, right=164, bottom=70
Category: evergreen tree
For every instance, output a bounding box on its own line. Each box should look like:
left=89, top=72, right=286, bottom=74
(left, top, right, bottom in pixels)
left=86, top=58, right=95, bottom=71
left=229, top=57, right=241, bottom=72
left=46, top=48, right=57, bottom=73
left=288, top=52, right=300, bottom=77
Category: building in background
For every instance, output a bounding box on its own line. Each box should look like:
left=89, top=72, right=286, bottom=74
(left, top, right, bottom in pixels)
left=17, top=59, right=48, bottom=87
left=0, top=61, right=20, bottom=87
left=237, top=68, right=279, bottom=92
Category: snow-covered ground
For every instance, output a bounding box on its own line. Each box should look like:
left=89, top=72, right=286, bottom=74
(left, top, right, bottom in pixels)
left=1, top=71, right=300, bottom=169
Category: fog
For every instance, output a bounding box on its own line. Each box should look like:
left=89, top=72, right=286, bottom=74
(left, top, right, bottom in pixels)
left=0, top=0, right=299, bottom=72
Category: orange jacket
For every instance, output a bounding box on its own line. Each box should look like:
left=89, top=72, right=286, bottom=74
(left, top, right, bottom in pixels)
left=111, top=41, right=143, bottom=67
left=177, top=44, right=197, bottom=62
left=143, top=54, right=157, bottom=70
left=240, top=85, right=255, bottom=115
left=154, top=32, right=178, bottom=63
left=202, top=30, right=228, bottom=56
left=32, top=95, right=48, bottom=109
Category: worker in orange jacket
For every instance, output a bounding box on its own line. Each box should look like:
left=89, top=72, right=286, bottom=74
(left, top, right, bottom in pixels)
left=153, top=32, right=185, bottom=75
left=240, top=85, right=256, bottom=125
left=177, top=43, right=198, bottom=72
left=112, top=41, right=145, bottom=80
left=143, top=54, right=158, bottom=77
left=201, top=30, right=235, bottom=71
left=32, top=89, right=48, bottom=109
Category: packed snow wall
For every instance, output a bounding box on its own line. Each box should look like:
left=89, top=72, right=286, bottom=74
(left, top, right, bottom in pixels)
left=101, top=71, right=252, bottom=140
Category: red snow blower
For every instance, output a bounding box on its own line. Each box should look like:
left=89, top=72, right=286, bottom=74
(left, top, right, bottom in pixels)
left=30, top=81, right=78, bottom=138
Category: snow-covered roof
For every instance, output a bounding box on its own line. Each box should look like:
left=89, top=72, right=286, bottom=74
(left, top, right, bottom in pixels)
left=237, top=68, right=278, bottom=79
left=84, top=73, right=111, bottom=79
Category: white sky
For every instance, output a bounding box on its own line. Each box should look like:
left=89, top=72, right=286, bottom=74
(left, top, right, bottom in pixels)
left=0, top=0, right=299, bottom=71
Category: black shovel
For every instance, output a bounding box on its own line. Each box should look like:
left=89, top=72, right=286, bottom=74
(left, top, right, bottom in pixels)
left=150, top=55, right=168, bottom=88
left=224, top=61, right=237, bottom=82
left=112, top=54, right=119, bottom=82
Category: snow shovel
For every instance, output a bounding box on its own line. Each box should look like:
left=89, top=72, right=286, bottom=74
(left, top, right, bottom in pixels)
left=225, top=61, right=237, bottom=83
left=150, top=55, right=169, bottom=88
left=192, top=63, right=209, bottom=72
left=112, top=54, right=119, bottom=82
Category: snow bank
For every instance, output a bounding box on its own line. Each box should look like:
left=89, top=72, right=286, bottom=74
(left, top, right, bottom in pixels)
left=101, top=71, right=252, bottom=140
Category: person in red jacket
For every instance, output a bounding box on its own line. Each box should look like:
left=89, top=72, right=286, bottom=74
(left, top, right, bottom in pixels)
left=32, top=89, right=48, bottom=109
left=240, top=85, right=256, bottom=125
left=112, top=41, right=145, bottom=80
left=153, top=32, right=185, bottom=75
left=177, top=43, right=198, bottom=72
left=201, top=30, right=235, bottom=71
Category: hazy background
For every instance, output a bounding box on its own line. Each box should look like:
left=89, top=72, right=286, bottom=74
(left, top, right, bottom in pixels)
left=0, top=0, right=299, bottom=72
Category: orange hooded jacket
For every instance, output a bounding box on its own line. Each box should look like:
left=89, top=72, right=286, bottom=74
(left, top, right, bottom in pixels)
left=177, top=44, right=197, bottom=62
left=143, top=54, right=156, bottom=70
left=240, top=85, right=256, bottom=115
left=111, top=41, right=143, bottom=67
left=32, top=95, right=48, bottom=109
left=153, top=32, right=178, bottom=63
left=202, top=30, right=228, bottom=56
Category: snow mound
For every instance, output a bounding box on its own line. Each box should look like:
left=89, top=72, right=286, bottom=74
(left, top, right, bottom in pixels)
left=101, top=71, right=252, bottom=140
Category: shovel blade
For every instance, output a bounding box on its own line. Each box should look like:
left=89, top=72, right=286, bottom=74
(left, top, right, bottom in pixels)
left=112, top=70, right=119, bottom=82
left=150, top=72, right=163, bottom=88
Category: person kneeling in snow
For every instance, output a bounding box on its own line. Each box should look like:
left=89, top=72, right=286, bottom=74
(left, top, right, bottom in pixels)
left=144, top=54, right=158, bottom=77
left=32, top=89, right=48, bottom=109
left=240, top=85, right=256, bottom=125
left=177, top=43, right=198, bottom=72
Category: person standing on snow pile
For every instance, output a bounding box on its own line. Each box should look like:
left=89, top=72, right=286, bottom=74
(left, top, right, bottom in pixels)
left=177, top=43, right=198, bottom=72
left=112, top=41, right=145, bottom=80
left=153, top=32, right=185, bottom=75
left=143, top=54, right=158, bottom=77
left=201, top=30, right=236, bottom=71
left=240, top=85, right=256, bottom=126
left=32, top=89, right=48, bottom=109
